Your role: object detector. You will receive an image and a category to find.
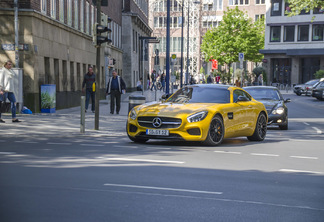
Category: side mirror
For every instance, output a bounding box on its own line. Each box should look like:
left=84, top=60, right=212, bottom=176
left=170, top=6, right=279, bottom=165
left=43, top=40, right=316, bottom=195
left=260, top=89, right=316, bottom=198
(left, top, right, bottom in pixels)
left=236, top=96, right=249, bottom=102
left=284, top=98, right=291, bottom=103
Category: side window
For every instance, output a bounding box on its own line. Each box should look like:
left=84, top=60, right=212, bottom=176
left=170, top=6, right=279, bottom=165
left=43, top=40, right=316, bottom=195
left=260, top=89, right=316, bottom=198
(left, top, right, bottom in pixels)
left=233, top=90, right=251, bottom=102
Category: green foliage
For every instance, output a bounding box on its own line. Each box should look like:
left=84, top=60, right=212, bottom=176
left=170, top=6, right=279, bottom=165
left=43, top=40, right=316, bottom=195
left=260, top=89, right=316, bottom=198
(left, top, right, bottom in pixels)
left=199, top=67, right=205, bottom=74
left=201, top=7, right=265, bottom=71
left=285, top=0, right=324, bottom=19
left=252, top=66, right=266, bottom=77
left=315, top=70, right=324, bottom=79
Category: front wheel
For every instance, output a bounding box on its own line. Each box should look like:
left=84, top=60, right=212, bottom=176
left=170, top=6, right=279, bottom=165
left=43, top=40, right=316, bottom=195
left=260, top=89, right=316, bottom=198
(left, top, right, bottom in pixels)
left=247, top=113, right=267, bottom=141
left=203, top=115, right=224, bottom=146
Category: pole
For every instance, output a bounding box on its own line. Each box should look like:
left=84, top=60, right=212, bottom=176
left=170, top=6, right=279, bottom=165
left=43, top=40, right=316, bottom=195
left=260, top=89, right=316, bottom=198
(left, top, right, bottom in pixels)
left=14, top=0, right=19, bottom=68
left=186, top=1, right=190, bottom=85
left=165, top=0, right=171, bottom=94
left=94, top=0, right=101, bottom=130
left=80, top=96, right=85, bottom=133
left=180, top=0, right=184, bottom=88
left=142, top=39, right=145, bottom=95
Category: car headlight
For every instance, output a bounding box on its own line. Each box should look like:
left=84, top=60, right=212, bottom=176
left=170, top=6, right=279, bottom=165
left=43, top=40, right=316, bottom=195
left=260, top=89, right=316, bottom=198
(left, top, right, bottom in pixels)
left=187, top=111, right=208, bottom=123
left=272, top=107, right=284, bottom=115
left=130, top=108, right=137, bottom=120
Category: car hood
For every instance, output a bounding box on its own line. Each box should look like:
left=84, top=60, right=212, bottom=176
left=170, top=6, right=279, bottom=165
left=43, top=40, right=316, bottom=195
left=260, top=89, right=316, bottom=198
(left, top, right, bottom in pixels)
left=135, top=102, right=217, bottom=117
left=257, top=100, right=282, bottom=111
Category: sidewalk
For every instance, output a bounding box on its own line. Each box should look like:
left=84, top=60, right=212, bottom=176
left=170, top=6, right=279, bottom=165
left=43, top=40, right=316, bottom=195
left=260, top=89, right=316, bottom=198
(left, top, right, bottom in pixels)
left=0, top=90, right=165, bottom=138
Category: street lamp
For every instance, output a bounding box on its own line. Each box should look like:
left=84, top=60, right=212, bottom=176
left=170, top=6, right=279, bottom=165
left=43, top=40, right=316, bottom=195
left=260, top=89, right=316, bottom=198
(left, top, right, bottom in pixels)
left=185, top=1, right=200, bottom=85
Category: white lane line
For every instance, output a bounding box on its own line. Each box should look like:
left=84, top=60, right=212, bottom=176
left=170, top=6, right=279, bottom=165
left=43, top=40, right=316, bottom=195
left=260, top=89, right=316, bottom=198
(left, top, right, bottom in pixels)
left=107, top=158, right=184, bottom=164
left=312, top=127, right=322, bottom=134
left=251, top=153, right=279, bottom=157
left=290, top=156, right=318, bottom=160
left=279, top=169, right=323, bottom=175
left=303, top=122, right=310, bottom=126
left=80, top=144, right=104, bottom=147
left=0, top=152, right=16, bottom=155
left=15, top=141, right=39, bottom=144
left=103, top=183, right=222, bottom=195
left=214, top=151, right=241, bottom=155
left=47, top=142, right=72, bottom=145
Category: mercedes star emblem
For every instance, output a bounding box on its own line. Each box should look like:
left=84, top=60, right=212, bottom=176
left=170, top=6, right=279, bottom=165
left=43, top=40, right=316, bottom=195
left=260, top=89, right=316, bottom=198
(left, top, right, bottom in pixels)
left=152, top=117, right=162, bottom=128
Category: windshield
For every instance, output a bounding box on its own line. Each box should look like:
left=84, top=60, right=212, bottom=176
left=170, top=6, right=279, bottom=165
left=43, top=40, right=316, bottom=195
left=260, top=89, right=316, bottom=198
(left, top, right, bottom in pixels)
left=167, top=87, right=230, bottom=104
left=245, top=88, right=282, bottom=101
left=306, top=80, right=319, bottom=85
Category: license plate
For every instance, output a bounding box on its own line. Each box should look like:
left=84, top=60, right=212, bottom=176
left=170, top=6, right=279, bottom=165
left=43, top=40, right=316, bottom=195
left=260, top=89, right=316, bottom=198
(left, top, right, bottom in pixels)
left=146, top=129, right=169, bottom=136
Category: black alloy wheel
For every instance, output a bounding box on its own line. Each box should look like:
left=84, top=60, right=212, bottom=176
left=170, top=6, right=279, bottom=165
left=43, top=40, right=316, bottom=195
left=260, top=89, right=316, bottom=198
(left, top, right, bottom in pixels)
left=247, top=113, right=267, bottom=141
left=204, top=115, right=224, bottom=146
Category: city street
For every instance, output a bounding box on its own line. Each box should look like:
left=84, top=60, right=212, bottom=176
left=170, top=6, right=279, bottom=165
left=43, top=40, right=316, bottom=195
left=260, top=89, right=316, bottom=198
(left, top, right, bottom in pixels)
left=0, top=91, right=324, bottom=222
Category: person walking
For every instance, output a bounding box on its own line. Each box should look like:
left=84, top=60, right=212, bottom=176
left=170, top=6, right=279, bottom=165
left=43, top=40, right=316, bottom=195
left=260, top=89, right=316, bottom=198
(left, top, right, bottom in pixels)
left=0, top=60, right=21, bottom=123
left=106, top=70, right=126, bottom=114
left=147, top=73, right=150, bottom=90
left=215, top=75, right=220, bottom=84
left=137, top=78, right=143, bottom=91
left=82, top=66, right=96, bottom=113
left=150, top=70, right=157, bottom=91
left=160, top=73, right=166, bottom=92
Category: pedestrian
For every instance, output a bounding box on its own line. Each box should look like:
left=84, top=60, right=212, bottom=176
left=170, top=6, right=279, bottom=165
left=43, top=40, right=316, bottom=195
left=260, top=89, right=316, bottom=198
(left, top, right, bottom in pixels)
left=215, top=75, right=220, bottom=84
left=137, top=78, right=143, bottom=91
left=82, top=66, right=96, bottom=113
left=106, top=70, right=126, bottom=114
left=207, top=74, right=212, bottom=84
left=160, top=73, right=165, bottom=91
left=0, top=60, right=21, bottom=123
left=147, top=73, right=150, bottom=90
left=150, top=70, right=157, bottom=91
left=258, top=74, right=263, bottom=86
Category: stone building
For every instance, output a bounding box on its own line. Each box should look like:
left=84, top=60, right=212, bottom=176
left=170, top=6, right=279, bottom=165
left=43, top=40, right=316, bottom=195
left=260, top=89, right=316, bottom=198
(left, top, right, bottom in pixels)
left=0, top=0, right=151, bottom=112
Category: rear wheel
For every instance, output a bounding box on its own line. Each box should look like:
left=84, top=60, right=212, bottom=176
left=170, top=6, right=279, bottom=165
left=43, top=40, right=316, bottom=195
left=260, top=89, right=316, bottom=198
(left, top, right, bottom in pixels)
left=247, top=113, right=267, bottom=141
left=203, top=115, right=224, bottom=146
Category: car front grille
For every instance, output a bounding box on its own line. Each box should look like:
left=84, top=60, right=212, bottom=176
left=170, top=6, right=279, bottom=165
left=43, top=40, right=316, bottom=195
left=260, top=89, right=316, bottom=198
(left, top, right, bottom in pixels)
left=137, top=116, right=182, bottom=129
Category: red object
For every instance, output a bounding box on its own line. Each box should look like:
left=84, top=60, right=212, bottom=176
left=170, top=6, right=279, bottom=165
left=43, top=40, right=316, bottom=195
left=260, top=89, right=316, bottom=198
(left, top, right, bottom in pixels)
left=211, top=59, right=218, bottom=70
left=215, top=76, right=220, bottom=83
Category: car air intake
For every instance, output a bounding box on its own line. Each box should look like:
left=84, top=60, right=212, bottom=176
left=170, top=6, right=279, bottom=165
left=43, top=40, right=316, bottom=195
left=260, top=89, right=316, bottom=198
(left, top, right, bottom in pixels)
left=187, top=128, right=201, bottom=136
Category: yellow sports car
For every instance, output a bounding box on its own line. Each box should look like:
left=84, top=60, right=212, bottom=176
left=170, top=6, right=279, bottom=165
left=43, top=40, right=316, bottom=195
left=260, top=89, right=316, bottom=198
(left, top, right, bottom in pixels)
left=127, top=84, right=267, bottom=146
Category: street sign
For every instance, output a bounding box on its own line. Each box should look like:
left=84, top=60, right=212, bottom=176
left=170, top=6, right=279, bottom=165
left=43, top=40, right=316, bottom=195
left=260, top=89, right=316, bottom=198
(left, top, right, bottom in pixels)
left=239, top=53, right=244, bottom=61
left=171, top=54, right=176, bottom=59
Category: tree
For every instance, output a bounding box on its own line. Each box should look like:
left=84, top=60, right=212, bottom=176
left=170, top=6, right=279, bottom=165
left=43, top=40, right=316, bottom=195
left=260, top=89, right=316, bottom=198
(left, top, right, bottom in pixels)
left=315, top=70, right=324, bottom=79
left=285, top=0, right=324, bottom=17
left=201, top=7, right=265, bottom=76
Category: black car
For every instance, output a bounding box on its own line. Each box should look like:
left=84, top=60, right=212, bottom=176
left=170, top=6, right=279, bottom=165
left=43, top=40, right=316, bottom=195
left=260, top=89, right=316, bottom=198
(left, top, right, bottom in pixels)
left=243, top=86, right=290, bottom=130
left=293, top=79, right=319, bottom=96
left=312, top=81, right=324, bottom=101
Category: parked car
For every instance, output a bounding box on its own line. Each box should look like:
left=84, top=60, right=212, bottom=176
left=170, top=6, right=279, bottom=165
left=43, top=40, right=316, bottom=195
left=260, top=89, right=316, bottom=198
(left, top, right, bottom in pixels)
left=127, top=84, right=268, bottom=146
left=312, top=81, right=324, bottom=101
left=243, top=86, right=290, bottom=130
left=293, top=79, right=319, bottom=96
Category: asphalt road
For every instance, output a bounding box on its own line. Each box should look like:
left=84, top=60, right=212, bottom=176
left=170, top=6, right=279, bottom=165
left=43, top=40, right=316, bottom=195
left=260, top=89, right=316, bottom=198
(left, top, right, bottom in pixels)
left=0, top=93, right=323, bottom=222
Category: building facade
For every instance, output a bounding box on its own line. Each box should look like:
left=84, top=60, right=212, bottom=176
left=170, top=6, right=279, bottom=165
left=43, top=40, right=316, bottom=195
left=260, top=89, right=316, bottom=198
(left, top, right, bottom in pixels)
left=148, top=0, right=266, bottom=84
left=0, top=0, right=151, bottom=112
left=260, top=0, right=324, bottom=85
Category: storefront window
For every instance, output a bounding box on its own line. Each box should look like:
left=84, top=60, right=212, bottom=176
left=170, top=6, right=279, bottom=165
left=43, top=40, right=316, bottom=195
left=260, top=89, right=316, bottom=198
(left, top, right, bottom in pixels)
left=270, top=26, right=281, bottom=42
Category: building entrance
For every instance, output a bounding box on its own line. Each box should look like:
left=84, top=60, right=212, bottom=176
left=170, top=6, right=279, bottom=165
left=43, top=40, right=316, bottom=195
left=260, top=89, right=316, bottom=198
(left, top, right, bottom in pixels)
left=301, top=57, right=320, bottom=83
left=271, top=59, right=291, bottom=85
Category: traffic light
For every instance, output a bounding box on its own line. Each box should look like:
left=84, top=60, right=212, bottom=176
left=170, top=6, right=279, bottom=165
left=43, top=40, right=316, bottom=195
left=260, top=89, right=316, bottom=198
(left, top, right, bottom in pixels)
left=92, top=20, right=112, bottom=47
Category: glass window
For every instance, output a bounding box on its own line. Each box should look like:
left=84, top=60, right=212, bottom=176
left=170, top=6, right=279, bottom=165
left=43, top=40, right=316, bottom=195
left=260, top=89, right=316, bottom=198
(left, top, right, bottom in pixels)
left=173, top=17, right=178, bottom=28
left=312, top=24, right=323, bottom=41
left=218, top=0, right=223, bottom=10
left=50, top=0, right=56, bottom=18
left=298, top=25, right=309, bottom=41
left=86, top=1, right=89, bottom=34
left=256, top=0, right=265, bottom=4
left=233, top=90, right=251, bottom=102
left=271, top=0, right=282, bottom=16
left=270, top=26, right=281, bottom=42
left=80, top=0, right=84, bottom=31
left=154, top=17, right=158, bottom=27
left=59, top=0, right=64, bottom=23
left=203, top=4, right=208, bottom=10
left=228, top=0, right=233, bottom=6
left=74, top=0, right=78, bottom=29
left=41, top=0, right=47, bottom=14
left=67, top=0, right=72, bottom=26
left=299, top=9, right=310, bottom=15
left=313, top=7, right=324, bottom=14
left=284, top=26, right=295, bottom=42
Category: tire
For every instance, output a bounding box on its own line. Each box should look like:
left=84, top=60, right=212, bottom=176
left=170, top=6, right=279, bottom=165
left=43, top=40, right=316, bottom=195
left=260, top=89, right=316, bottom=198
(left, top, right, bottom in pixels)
left=247, top=113, right=267, bottom=141
left=296, top=92, right=301, bottom=96
left=203, top=115, right=224, bottom=146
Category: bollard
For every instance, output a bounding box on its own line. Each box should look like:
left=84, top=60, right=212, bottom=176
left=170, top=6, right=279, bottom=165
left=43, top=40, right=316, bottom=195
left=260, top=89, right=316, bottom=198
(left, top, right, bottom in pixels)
left=80, top=96, right=85, bottom=133
left=128, top=95, right=146, bottom=113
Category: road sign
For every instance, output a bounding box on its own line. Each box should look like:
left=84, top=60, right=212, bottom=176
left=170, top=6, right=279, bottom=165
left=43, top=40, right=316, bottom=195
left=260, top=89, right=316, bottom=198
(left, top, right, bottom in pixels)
left=171, top=54, right=176, bottom=59
left=239, top=53, right=244, bottom=61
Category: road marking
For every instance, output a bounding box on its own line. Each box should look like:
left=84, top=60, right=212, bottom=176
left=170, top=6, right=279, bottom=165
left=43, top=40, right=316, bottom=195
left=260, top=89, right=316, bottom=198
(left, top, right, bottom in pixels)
left=214, top=151, right=241, bottom=155
left=0, top=152, right=16, bottom=155
left=80, top=144, right=104, bottom=147
left=15, top=141, right=39, bottom=144
left=251, top=153, right=279, bottom=157
left=103, top=183, right=222, bottom=195
left=303, top=122, right=310, bottom=126
left=107, top=158, right=184, bottom=164
left=47, top=142, right=72, bottom=145
left=290, top=156, right=318, bottom=160
left=279, top=169, right=323, bottom=175
left=312, top=127, right=322, bottom=134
